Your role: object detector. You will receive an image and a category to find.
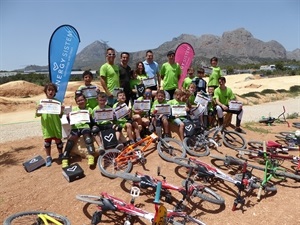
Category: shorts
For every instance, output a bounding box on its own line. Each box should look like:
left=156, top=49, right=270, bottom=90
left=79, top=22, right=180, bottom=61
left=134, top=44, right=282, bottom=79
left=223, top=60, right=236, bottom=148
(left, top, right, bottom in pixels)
left=70, top=128, right=91, bottom=137
left=174, top=118, right=184, bottom=126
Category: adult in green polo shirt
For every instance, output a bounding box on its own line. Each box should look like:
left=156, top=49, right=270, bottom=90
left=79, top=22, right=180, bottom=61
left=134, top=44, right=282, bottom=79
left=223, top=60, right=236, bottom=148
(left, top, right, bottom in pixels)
left=160, top=50, right=182, bottom=100
left=99, top=48, right=120, bottom=106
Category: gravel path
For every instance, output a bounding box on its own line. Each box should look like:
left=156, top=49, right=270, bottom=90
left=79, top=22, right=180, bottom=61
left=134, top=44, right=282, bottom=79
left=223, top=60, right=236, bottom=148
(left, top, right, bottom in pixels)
left=0, top=97, right=299, bottom=143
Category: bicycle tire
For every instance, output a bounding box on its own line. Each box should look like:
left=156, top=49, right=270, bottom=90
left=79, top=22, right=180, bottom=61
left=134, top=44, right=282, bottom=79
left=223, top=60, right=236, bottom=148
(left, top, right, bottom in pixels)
left=248, top=141, right=263, bottom=149
left=259, top=117, right=275, bottom=124
left=97, top=149, right=132, bottom=178
left=222, top=130, right=247, bottom=150
left=279, top=131, right=295, bottom=137
left=210, top=154, right=244, bottom=167
left=168, top=214, right=206, bottom=225
left=115, top=172, right=142, bottom=182
left=76, top=194, right=104, bottom=205
left=3, top=211, right=71, bottom=225
left=157, top=137, right=186, bottom=162
left=292, top=122, right=300, bottom=128
left=182, top=136, right=210, bottom=157
left=173, top=157, right=198, bottom=169
left=193, top=186, right=225, bottom=205
left=273, top=170, right=300, bottom=181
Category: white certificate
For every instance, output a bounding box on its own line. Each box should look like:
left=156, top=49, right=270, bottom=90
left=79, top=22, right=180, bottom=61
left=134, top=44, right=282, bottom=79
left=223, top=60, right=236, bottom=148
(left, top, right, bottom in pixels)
left=133, top=100, right=151, bottom=111
left=194, top=94, right=209, bottom=106
left=37, top=99, right=61, bottom=114
left=190, top=104, right=206, bottom=117
left=93, top=108, right=114, bottom=122
left=81, top=86, right=97, bottom=99
left=69, top=110, right=90, bottom=125
left=113, top=87, right=124, bottom=99
left=229, top=101, right=243, bottom=111
left=171, top=105, right=187, bottom=116
left=142, top=77, right=156, bottom=87
left=155, top=104, right=171, bottom=115
left=114, top=103, right=130, bottom=120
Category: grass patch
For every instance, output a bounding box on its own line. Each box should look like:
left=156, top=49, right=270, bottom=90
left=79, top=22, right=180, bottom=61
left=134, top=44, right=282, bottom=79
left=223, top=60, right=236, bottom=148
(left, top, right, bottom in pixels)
left=290, top=85, right=300, bottom=93
left=240, top=92, right=260, bottom=98
left=244, top=122, right=270, bottom=134
left=286, top=112, right=299, bottom=119
left=261, top=89, right=277, bottom=94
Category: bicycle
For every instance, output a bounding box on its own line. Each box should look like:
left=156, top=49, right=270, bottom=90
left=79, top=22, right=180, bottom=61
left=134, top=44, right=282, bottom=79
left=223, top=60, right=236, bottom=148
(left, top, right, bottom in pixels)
left=258, top=106, right=290, bottom=127
left=97, top=125, right=186, bottom=178
left=240, top=141, right=300, bottom=172
left=173, top=157, right=276, bottom=209
left=292, top=122, right=300, bottom=129
left=76, top=188, right=206, bottom=225
left=274, top=131, right=300, bottom=149
left=210, top=154, right=300, bottom=181
left=3, top=211, right=71, bottom=225
left=115, top=167, right=225, bottom=206
left=182, top=116, right=218, bottom=157
left=207, top=125, right=247, bottom=150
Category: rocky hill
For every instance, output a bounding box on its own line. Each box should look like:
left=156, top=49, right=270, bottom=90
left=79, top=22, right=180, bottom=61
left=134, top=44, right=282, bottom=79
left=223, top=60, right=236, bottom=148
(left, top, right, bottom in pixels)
left=25, top=28, right=300, bottom=71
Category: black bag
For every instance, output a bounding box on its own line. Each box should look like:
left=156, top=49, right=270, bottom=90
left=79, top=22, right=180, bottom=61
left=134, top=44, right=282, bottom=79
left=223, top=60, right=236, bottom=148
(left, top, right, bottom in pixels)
left=100, top=128, right=118, bottom=149
left=183, top=120, right=195, bottom=137
left=23, top=155, right=45, bottom=172
left=135, top=83, right=145, bottom=98
left=62, top=163, right=85, bottom=182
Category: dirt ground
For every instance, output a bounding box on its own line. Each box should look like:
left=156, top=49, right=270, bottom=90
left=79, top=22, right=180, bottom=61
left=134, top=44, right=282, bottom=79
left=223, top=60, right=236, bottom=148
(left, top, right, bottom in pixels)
left=0, top=75, right=300, bottom=224
left=0, top=121, right=300, bottom=225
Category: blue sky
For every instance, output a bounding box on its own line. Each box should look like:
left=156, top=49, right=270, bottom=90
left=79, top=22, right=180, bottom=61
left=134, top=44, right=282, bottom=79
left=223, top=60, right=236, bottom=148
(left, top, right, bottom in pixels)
left=0, top=0, right=299, bottom=71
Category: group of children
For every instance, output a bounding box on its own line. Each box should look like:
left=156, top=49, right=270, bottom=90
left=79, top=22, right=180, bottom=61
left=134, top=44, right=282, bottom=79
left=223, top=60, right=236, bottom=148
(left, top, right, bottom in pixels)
left=36, top=57, right=222, bottom=169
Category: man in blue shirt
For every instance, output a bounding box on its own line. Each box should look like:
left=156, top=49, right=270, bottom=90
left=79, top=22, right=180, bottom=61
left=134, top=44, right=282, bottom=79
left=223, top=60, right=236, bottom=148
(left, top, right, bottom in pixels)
left=143, top=50, right=161, bottom=92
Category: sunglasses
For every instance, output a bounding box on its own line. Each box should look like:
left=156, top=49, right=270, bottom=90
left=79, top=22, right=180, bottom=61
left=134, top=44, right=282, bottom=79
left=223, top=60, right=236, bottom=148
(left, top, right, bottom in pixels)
left=107, top=53, right=116, bottom=56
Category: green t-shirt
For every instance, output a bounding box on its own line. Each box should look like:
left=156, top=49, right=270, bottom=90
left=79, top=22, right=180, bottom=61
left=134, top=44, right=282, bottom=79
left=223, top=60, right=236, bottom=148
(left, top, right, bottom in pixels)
left=137, top=74, right=148, bottom=80
left=188, top=95, right=195, bottom=105
left=208, top=66, right=221, bottom=87
left=213, top=87, right=235, bottom=105
left=38, top=98, right=62, bottom=139
left=130, top=78, right=142, bottom=91
left=99, top=63, right=120, bottom=93
left=71, top=106, right=92, bottom=129
left=160, top=62, right=182, bottom=90
left=78, top=84, right=98, bottom=109
left=182, top=76, right=194, bottom=90
left=92, top=105, right=113, bottom=125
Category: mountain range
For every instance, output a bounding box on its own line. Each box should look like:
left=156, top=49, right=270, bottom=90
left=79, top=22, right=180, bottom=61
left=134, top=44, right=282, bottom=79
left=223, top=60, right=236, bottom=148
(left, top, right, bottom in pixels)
left=25, top=28, right=300, bottom=71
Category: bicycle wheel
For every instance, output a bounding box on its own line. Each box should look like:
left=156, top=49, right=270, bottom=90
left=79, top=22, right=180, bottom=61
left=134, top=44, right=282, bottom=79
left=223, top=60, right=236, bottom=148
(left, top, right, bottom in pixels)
left=292, top=122, right=300, bottom=129
left=222, top=130, right=247, bottom=150
left=248, top=141, right=263, bottom=150
left=167, top=214, right=206, bottom=225
left=76, top=194, right=103, bottom=205
left=97, top=149, right=132, bottom=178
left=182, top=136, right=210, bottom=157
left=3, top=211, right=71, bottom=225
left=210, top=154, right=244, bottom=167
left=173, top=157, right=198, bottom=169
left=273, top=170, right=300, bottom=181
left=279, top=132, right=295, bottom=137
left=193, top=186, right=225, bottom=205
left=157, top=138, right=186, bottom=162
left=115, top=172, right=142, bottom=182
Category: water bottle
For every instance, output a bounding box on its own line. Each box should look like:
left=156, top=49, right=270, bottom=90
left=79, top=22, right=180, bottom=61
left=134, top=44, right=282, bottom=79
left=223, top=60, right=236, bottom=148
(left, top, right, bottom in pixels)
left=124, top=219, right=131, bottom=225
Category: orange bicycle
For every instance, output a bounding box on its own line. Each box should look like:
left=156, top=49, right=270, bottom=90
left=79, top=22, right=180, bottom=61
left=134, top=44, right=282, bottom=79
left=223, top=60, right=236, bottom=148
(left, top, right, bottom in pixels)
left=97, top=119, right=186, bottom=178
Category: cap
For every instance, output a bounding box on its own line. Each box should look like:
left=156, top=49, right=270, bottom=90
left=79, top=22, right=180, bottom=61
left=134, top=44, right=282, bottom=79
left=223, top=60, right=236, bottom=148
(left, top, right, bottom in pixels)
left=167, top=50, right=175, bottom=56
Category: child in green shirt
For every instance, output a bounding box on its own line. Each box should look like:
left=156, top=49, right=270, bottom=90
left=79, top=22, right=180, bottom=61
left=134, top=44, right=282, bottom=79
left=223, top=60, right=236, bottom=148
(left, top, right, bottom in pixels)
left=35, top=83, right=64, bottom=167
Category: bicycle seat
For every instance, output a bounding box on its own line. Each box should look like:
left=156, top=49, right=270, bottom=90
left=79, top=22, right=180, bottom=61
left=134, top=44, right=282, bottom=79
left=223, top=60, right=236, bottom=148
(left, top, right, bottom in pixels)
left=196, top=165, right=214, bottom=177
left=140, top=175, right=156, bottom=189
left=267, top=141, right=281, bottom=148
left=101, top=198, right=117, bottom=211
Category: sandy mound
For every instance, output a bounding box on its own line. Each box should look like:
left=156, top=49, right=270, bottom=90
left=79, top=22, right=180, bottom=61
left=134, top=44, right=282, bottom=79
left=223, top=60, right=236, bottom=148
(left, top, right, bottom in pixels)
left=0, top=80, right=44, bottom=97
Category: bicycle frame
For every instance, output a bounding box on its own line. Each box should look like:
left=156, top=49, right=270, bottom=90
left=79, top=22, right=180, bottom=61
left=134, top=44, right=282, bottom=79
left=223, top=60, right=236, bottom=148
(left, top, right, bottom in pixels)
left=115, top=133, right=158, bottom=166
left=179, top=157, right=255, bottom=189
left=240, top=143, right=300, bottom=172
left=38, top=214, right=64, bottom=225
